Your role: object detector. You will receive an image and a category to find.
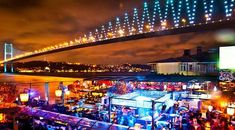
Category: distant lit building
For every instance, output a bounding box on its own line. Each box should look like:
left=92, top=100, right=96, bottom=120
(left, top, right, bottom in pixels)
left=148, top=47, right=218, bottom=76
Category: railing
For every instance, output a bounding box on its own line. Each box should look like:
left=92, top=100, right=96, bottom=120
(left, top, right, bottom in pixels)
left=19, top=106, right=136, bottom=130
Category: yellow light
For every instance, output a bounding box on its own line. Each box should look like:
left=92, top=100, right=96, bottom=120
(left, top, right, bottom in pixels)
left=107, top=32, right=113, bottom=37
left=55, top=89, right=62, bottom=97
left=220, top=100, right=228, bottom=108
left=82, top=37, right=87, bottom=43
left=74, top=39, right=78, bottom=43
left=0, top=113, right=5, bottom=122
left=134, top=123, right=141, bottom=130
left=89, top=36, right=95, bottom=41
left=20, top=93, right=29, bottom=102
left=220, top=82, right=227, bottom=85
left=205, top=122, right=211, bottom=130
left=64, top=42, right=69, bottom=46
left=145, top=25, right=151, bottom=30
left=161, top=21, right=167, bottom=27
left=208, top=105, right=213, bottom=112
left=118, top=29, right=124, bottom=36
left=182, top=18, right=186, bottom=23
left=131, top=27, right=136, bottom=32
left=92, top=93, right=99, bottom=96
left=65, top=90, right=70, bottom=96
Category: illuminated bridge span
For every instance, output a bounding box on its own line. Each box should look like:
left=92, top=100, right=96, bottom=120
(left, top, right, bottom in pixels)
left=1, top=0, right=235, bottom=71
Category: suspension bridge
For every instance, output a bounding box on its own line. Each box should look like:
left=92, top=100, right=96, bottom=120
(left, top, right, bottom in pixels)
left=1, top=0, right=235, bottom=72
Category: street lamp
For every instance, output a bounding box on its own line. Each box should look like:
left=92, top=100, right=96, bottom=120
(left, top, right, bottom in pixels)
left=20, top=93, right=29, bottom=103
left=55, top=89, right=62, bottom=97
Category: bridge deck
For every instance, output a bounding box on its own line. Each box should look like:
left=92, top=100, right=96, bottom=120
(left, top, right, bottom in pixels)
left=4, top=19, right=235, bottom=63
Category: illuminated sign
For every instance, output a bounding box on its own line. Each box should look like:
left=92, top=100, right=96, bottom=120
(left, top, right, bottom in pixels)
left=220, top=46, right=235, bottom=69
left=219, top=71, right=235, bottom=81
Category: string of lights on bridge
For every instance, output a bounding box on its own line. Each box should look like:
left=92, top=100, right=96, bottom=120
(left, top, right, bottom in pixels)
left=2, top=0, right=235, bottom=63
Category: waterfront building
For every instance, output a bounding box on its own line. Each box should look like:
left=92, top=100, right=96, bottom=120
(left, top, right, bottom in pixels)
left=148, top=47, right=218, bottom=76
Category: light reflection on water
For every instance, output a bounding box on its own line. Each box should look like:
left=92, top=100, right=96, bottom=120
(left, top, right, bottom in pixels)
left=0, top=73, right=82, bottom=104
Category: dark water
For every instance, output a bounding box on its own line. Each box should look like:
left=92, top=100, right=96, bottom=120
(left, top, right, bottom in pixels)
left=0, top=73, right=82, bottom=104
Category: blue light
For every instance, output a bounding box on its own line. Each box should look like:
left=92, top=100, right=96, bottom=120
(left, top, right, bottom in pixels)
left=131, top=8, right=141, bottom=33
left=135, top=96, right=150, bottom=101
left=115, top=17, right=122, bottom=35
left=64, top=88, right=68, bottom=92
left=140, top=2, right=151, bottom=32
left=29, top=92, right=34, bottom=96
left=100, top=25, right=107, bottom=39
left=224, top=0, right=235, bottom=17
left=203, top=0, right=214, bottom=21
left=108, top=21, right=114, bottom=35
left=123, top=13, right=131, bottom=34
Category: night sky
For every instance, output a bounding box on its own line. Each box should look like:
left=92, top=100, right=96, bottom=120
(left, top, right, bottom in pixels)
left=0, top=0, right=235, bottom=64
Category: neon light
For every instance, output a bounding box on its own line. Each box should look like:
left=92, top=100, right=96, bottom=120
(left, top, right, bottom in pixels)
left=140, top=2, right=151, bottom=32
left=224, top=0, right=235, bottom=17
left=123, top=13, right=131, bottom=34
left=131, top=8, right=141, bottom=34
left=185, top=0, right=197, bottom=24
left=203, top=0, right=214, bottom=21
left=108, top=22, right=114, bottom=34
left=151, top=0, right=197, bottom=26
left=100, top=25, right=107, bottom=39
left=115, top=17, right=122, bottom=35
left=151, top=0, right=162, bottom=29
left=95, top=29, right=100, bottom=40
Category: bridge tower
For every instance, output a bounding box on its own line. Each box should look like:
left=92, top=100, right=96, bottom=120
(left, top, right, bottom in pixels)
left=4, top=43, right=14, bottom=73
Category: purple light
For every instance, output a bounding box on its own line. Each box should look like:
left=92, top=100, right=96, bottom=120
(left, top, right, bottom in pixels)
left=29, top=92, right=34, bottom=96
